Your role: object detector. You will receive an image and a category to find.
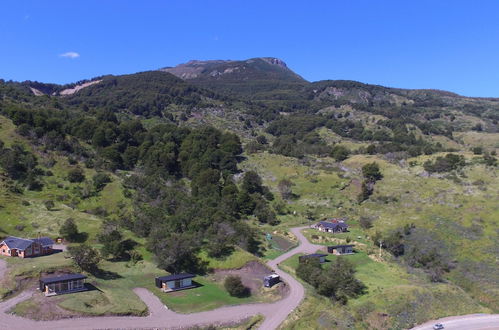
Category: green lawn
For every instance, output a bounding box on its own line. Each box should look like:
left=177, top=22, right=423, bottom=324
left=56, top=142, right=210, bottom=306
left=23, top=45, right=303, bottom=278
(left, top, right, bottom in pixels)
left=152, top=276, right=257, bottom=313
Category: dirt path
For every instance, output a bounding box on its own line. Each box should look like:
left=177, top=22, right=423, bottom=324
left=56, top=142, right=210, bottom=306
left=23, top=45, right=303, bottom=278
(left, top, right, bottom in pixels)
left=0, top=226, right=323, bottom=330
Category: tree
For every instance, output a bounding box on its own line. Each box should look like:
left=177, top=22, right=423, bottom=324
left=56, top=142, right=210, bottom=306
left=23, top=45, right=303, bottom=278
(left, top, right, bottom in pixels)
left=67, top=167, right=85, bottom=183
left=254, top=201, right=278, bottom=225
left=67, top=244, right=101, bottom=272
left=296, top=255, right=365, bottom=304
left=59, top=218, right=79, bottom=241
left=149, top=231, right=202, bottom=274
left=98, top=224, right=126, bottom=260
left=331, top=145, right=350, bottom=161
left=362, top=162, right=382, bottom=182
left=205, top=222, right=236, bottom=258
left=241, top=171, right=264, bottom=195
left=357, top=181, right=374, bottom=203
left=224, top=275, right=250, bottom=297
left=321, top=258, right=366, bottom=304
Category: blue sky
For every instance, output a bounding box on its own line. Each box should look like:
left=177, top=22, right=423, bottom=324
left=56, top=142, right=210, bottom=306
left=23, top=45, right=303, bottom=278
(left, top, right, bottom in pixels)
left=1, top=1, right=499, bottom=96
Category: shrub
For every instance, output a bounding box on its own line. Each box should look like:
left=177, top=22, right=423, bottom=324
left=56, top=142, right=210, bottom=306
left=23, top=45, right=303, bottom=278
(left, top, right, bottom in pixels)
left=362, top=162, right=383, bottom=181
left=67, top=167, right=85, bottom=183
left=93, top=172, right=112, bottom=191
left=44, top=200, right=55, bottom=210
left=471, top=146, right=483, bottom=155
left=423, top=154, right=465, bottom=173
left=59, top=218, right=80, bottom=241
left=67, top=244, right=101, bottom=273
left=331, top=145, right=350, bottom=161
left=224, top=275, right=250, bottom=297
left=359, top=216, right=374, bottom=229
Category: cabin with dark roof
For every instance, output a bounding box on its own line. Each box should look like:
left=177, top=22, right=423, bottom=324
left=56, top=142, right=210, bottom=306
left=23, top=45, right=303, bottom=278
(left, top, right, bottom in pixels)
left=327, top=244, right=355, bottom=255
left=155, top=273, right=196, bottom=292
left=39, top=274, right=87, bottom=296
left=299, top=253, right=328, bottom=264
left=314, top=221, right=348, bottom=233
left=0, top=236, right=54, bottom=258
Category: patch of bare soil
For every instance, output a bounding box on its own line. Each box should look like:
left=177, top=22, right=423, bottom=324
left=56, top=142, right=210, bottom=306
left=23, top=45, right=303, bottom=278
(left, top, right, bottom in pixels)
left=11, top=291, right=81, bottom=321
left=214, top=261, right=289, bottom=299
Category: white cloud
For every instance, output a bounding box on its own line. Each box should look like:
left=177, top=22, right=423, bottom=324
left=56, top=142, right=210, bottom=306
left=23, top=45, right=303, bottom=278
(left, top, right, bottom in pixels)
left=60, top=52, right=80, bottom=59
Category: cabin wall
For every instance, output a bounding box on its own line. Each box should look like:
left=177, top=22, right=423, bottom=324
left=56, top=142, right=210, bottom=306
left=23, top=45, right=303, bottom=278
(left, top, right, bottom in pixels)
left=0, top=243, right=12, bottom=256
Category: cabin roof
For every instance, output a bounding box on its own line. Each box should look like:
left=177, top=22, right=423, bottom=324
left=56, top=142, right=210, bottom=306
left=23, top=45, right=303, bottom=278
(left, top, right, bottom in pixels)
left=32, top=237, right=55, bottom=247
left=156, top=273, right=195, bottom=282
left=40, top=274, right=87, bottom=284
left=329, top=244, right=355, bottom=248
left=318, top=221, right=348, bottom=229
left=0, top=236, right=54, bottom=251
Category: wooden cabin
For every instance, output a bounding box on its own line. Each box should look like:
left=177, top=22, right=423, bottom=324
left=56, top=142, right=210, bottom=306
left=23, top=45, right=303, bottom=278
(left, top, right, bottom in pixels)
left=155, top=273, right=196, bottom=292
left=39, top=274, right=87, bottom=296
left=327, top=244, right=355, bottom=255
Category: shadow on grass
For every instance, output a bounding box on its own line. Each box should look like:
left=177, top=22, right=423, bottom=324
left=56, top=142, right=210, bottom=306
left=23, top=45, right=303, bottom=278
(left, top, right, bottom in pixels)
left=84, top=283, right=102, bottom=292
left=92, top=269, right=123, bottom=280
left=71, top=232, right=89, bottom=243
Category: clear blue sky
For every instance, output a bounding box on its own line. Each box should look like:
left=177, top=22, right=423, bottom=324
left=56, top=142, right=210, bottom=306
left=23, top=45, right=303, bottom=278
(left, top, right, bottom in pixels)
left=1, top=1, right=499, bottom=96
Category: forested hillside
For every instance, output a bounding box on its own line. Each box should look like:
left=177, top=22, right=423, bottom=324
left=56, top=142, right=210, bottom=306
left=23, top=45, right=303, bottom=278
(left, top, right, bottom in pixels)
left=0, top=58, right=498, bottom=328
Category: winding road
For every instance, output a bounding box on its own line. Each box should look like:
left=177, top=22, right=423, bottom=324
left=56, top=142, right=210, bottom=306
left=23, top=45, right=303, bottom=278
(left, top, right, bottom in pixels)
left=411, top=314, right=499, bottom=330
left=0, top=226, right=323, bottom=330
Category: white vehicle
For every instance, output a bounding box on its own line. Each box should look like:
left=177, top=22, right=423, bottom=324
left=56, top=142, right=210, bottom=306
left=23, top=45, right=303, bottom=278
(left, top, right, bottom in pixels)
left=433, top=323, right=444, bottom=330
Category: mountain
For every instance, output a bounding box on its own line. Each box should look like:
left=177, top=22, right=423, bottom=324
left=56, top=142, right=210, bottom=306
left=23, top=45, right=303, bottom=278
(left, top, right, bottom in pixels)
left=160, top=57, right=307, bottom=101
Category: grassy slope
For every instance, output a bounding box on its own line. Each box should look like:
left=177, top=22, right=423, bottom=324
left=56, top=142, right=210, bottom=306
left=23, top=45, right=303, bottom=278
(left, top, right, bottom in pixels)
left=241, top=151, right=495, bottom=329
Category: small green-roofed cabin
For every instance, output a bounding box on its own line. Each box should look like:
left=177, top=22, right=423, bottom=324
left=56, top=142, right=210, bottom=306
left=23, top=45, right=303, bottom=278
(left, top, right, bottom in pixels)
left=155, top=273, right=196, bottom=292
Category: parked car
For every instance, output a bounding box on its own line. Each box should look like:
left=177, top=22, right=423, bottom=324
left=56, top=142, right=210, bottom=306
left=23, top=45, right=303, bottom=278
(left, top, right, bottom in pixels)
left=433, top=323, right=444, bottom=330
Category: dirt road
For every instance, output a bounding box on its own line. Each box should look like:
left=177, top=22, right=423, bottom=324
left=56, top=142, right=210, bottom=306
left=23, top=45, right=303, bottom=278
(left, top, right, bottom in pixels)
left=0, top=226, right=322, bottom=330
